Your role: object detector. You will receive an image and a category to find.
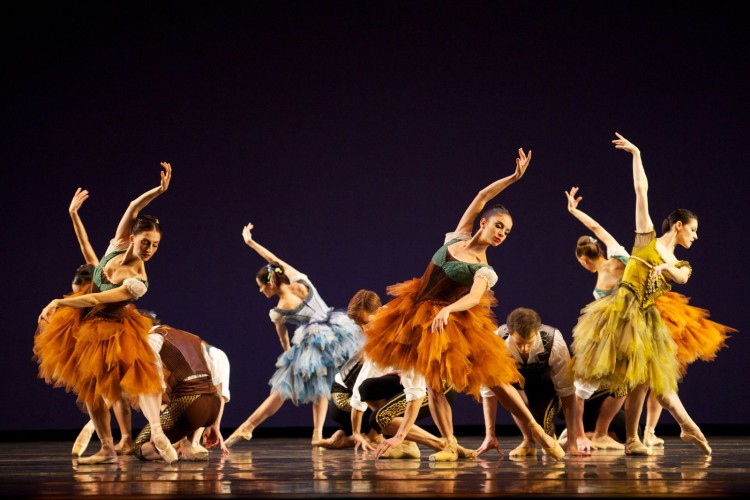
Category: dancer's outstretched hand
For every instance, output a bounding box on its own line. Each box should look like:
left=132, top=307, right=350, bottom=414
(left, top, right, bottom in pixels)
left=476, top=435, right=503, bottom=457
left=242, top=223, right=255, bottom=245
left=612, top=132, right=640, bottom=155
left=69, top=188, right=90, bottom=215
left=565, top=186, right=582, bottom=212
left=512, top=148, right=532, bottom=180
left=375, top=435, right=403, bottom=459
left=158, top=162, right=172, bottom=193
left=431, top=308, right=450, bottom=333
left=353, top=432, right=376, bottom=453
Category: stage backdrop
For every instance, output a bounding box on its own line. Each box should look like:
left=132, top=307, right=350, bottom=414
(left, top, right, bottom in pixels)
left=3, top=1, right=747, bottom=432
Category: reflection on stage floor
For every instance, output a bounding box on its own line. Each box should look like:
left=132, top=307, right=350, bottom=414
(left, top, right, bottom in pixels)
left=1, top=436, right=749, bottom=498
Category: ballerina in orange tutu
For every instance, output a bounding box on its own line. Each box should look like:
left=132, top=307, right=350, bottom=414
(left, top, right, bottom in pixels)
left=566, top=184, right=734, bottom=451
left=34, top=162, right=178, bottom=464
left=362, top=148, right=565, bottom=461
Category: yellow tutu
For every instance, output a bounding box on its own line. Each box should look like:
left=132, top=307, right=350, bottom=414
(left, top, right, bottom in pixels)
left=571, top=284, right=681, bottom=398
left=363, top=278, right=521, bottom=400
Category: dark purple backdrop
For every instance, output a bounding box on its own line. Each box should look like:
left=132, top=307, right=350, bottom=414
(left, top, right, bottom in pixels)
left=3, top=1, right=747, bottom=432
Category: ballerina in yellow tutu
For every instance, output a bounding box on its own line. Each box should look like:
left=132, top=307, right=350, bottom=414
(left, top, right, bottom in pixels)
left=566, top=184, right=734, bottom=452
left=571, top=133, right=735, bottom=456
left=362, top=148, right=565, bottom=461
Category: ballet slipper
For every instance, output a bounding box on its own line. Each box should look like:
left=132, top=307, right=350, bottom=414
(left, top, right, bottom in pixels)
left=624, top=437, right=652, bottom=456
left=399, top=441, right=421, bottom=459
left=152, top=432, right=179, bottom=464
left=114, top=438, right=135, bottom=456
left=379, top=445, right=405, bottom=459
left=557, top=428, right=568, bottom=446
left=590, top=434, right=625, bottom=450
left=179, top=438, right=209, bottom=461
left=679, top=424, right=712, bottom=455
left=78, top=438, right=117, bottom=465
left=643, top=428, right=665, bottom=448
left=428, top=436, right=458, bottom=462
left=225, top=424, right=254, bottom=448
left=71, top=421, right=96, bottom=457
left=456, top=443, right=478, bottom=459
left=509, top=443, right=537, bottom=458
left=528, top=421, right=565, bottom=461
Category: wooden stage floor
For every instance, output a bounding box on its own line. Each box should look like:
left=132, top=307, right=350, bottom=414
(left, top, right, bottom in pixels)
left=1, top=436, right=749, bottom=498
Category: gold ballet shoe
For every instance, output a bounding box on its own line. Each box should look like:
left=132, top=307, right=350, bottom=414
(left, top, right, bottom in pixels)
left=178, top=438, right=209, bottom=461
left=643, top=428, right=665, bottom=448
left=528, top=421, right=565, bottom=460
left=428, top=436, right=458, bottom=462
left=680, top=425, right=712, bottom=455
left=114, top=439, right=135, bottom=456
left=152, top=433, right=179, bottom=464
left=379, top=445, right=405, bottom=459
left=225, top=424, right=254, bottom=448
left=625, top=438, right=653, bottom=456
left=400, top=441, right=421, bottom=459
left=509, top=443, right=537, bottom=458
left=72, top=422, right=95, bottom=457
left=78, top=438, right=117, bottom=465
left=456, top=443, right=478, bottom=459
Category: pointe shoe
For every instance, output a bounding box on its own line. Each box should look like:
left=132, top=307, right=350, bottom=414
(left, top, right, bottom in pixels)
left=557, top=428, right=568, bottom=446
left=72, top=422, right=96, bottom=457
left=114, top=440, right=135, bottom=456
left=400, top=441, right=421, bottom=459
left=528, top=421, right=565, bottom=460
left=680, top=425, right=712, bottom=455
left=428, top=436, right=458, bottom=462
left=590, top=434, right=625, bottom=450
left=152, top=433, right=179, bottom=464
left=179, top=439, right=209, bottom=461
left=643, top=428, right=665, bottom=448
left=456, top=443, right=478, bottom=459
left=225, top=424, right=253, bottom=448
left=78, top=438, right=117, bottom=465
left=625, top=438, right=653, bottom=456
left=379, top=445, right=405, bottom=459
left=509, top=443, right=537, bottom=458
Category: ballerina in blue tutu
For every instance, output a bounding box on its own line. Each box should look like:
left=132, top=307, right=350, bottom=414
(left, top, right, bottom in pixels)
left=225, top=222, right=363, bottom=447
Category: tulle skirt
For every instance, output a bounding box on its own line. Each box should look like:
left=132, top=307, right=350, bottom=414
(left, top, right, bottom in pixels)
left=269, top=311, right=362, bottom=405
left=571, top=285, right=681, bottom=397
left=655, top=291, right=734, bottom=374
left=362, top=278, right=521, bottom=401
left=33, top=295, right=163, bottom=411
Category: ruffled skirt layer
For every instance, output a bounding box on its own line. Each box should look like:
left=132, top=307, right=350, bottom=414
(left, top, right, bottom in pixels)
left=655, top=291, right=734, bottom=374
left=33, top=300, right=163, bottom=410
left=269, top=311, right=362, bottom=405
left=571, top=286, right=681, bottom=397
left=362, top=279, right=520, bottom=400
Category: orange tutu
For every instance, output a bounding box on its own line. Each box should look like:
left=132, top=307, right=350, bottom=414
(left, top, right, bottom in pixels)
left=363, top=278, right=520, bottom=400
left=654, top=291, right=735, bottom=374
left=33, top=297, right=163, bottom=411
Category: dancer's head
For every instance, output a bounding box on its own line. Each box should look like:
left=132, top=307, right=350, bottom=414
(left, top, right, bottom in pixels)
left=506, top=307, right=541, bottom=357
left=347, top=289, right=382, bottom=327
left=255, top=261, right=290, bottom=298
left=477, top=204, right=513, bottom=247
left=130, top=215, right=162, bottom=262
left=575, top=235, right=604, bottom=272
left=71, top=264, right=95, bottom=292
left=662, top=209, right=698, bottom=249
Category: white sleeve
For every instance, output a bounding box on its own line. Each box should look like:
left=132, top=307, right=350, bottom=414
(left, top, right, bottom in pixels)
left=574, top=379, right=599, bottom=400
left=606, top=244, right=629, bottom=260
left=400, top=369, right=427, bottom=403
left=290, top=273, right=309, bottom=284
left=350, top=358, right=386, bottom=412
left=444, top=231, right=471, bottom=244
left=269, top=309, right=285, bottom=324
left=548, top=330, right=576, bottom=398
left=122, top=278, right=148, bottom=299
left=207, top=346, right=231, bottom=402
left=474, top=267, right=498, bottom=289
left=147, top=333, right=166, bottom=390
left=104, top=238, right=128, bottom=255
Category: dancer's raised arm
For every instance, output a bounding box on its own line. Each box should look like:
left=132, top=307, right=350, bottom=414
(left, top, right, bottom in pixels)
left=453, top=148, right=531, bottom=234
left=613, top=133, right=653, bottom=233
left=69, top=188, right=99, bottom=266
left=113, top=162, right=172, bottom=243
left=241, top=223, right=302, bottom=280
left=565, top=186, right=620, bottom=250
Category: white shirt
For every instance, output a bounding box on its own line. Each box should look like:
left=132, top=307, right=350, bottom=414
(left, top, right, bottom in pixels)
left=348, top=358, right=427, bottom=412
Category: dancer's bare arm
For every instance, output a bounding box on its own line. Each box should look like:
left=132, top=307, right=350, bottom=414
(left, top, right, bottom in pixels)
left=565, top=186, right=621, bottom=250
left=113, top=162, right=172, bottom=242
left=242, top=223, right=302, bottom=281
left=69, top=188, right=99, bottom=265
left=613, top=133, right=653, bottom=233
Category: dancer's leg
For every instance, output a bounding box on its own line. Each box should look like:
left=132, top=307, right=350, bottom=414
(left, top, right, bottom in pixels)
left=656, top=391, right=711, bottom=454
left=112, top=399, right=134, bottom=454
left=643, top=391, right=665, bottom=447
left=139, top=392, right=178, bottom=463
left=225, top=391, right=285, bottom=447
left=624, top=383, right=651, bottom=455
left=490, top=384, right=564, bottom=460
left=311, top=396, right=328, bottom=444
left=591, top=396, right=626, bottom=450
left=78, top=398, right=117, bottom=464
